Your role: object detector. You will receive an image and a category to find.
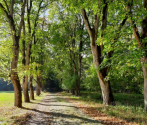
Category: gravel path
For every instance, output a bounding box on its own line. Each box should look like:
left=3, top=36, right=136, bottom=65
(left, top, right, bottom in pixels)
left=24, top=93, right=103, bottom=125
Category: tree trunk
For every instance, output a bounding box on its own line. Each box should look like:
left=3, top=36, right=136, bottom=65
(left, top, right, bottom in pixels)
left=22, top=76, right=25, bottom=98
left=22, top=21, right=26, bottom=99
left=141, top=57, right=147, bottom=112
left=36, top=84, right=41, bottom=96
left=77, top=53, right=82, bottom=96
left=23, top=42, right=31, bottom=102
left=24, top=0, right=33, bottom=102
left=91, top=39, right=115, bottom=105
left=98, top=77, right=114, bottom=105
left=10, top=37, right=22, bottom=107
left=29, top=75, right=34, bottom=100
left=36, top=76, right=41, bottom=96
left=23, top=75, right=30, bottom=102
left=71, top=89, right=75, bottom=95
left=11, top=75, right=22, bottom=107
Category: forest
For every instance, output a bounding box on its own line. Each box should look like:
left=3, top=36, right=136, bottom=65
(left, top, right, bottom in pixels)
left=0, top=0, right=147, bottom=124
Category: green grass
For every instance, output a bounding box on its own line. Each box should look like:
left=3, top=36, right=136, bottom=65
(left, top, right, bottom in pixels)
left=0, top=91, right=48, bottom=125
left=0, top=91, right=15, bottom=107
left=60, top=91, right=147, bottom=124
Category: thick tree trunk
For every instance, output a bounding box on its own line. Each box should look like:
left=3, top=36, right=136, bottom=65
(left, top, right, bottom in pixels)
left=91, top=40, right=115, bottom=105
left=11, top=75, right=22, bottom=107
left=11, top=37, right=22, bottom=107
left=29, top=75, right=34, bottom=100
left=141, top=57, right=147, bottom=112
left=98, top=77, right=114, bottom=105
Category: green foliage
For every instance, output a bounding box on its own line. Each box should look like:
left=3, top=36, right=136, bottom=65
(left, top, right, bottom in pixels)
left=83, top=63, right=100, bottom=91
left=62, top=74, right=78, bottom=90
left=0, top=33, right=12, bottom=81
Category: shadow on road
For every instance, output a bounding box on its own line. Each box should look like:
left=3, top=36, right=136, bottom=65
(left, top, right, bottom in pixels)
left=21, top=106, right=100, bottom=124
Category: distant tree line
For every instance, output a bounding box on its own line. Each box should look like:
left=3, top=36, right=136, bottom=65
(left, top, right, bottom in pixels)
left=0, top=79, right=14, bottom=91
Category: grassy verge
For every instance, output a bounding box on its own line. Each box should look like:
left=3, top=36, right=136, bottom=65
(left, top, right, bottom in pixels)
left=0, top=91, right=48, bottom=125
left=60, top=91, right=147, bottom=124
left=0, top=91, right=15, bottom=107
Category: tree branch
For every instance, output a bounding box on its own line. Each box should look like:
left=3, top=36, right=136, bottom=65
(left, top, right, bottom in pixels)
left=10, top=0, right=14, bottom=16
left=32, top=0, right=43, bottom=37
left=81, top=9, right=92, bottom=37
left=0, top=3, right=9, bottom=19
left=0, top=2, right=16, bottom=35
left=3, top=0, right=9, bottom=13
left=94, top=14, right=100, bottom=39
left=114, top=16, right=128, bottom=43
left=129, top=10, right=142, bottom=48
left=109, top=15, right=128, bottom=59
left=18, top=0, right=27, bottom=38
left=27, top=0, right=33, bottom=34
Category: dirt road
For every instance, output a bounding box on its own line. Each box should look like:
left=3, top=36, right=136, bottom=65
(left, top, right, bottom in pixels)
left=24, top=93, right=103, bottom=125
